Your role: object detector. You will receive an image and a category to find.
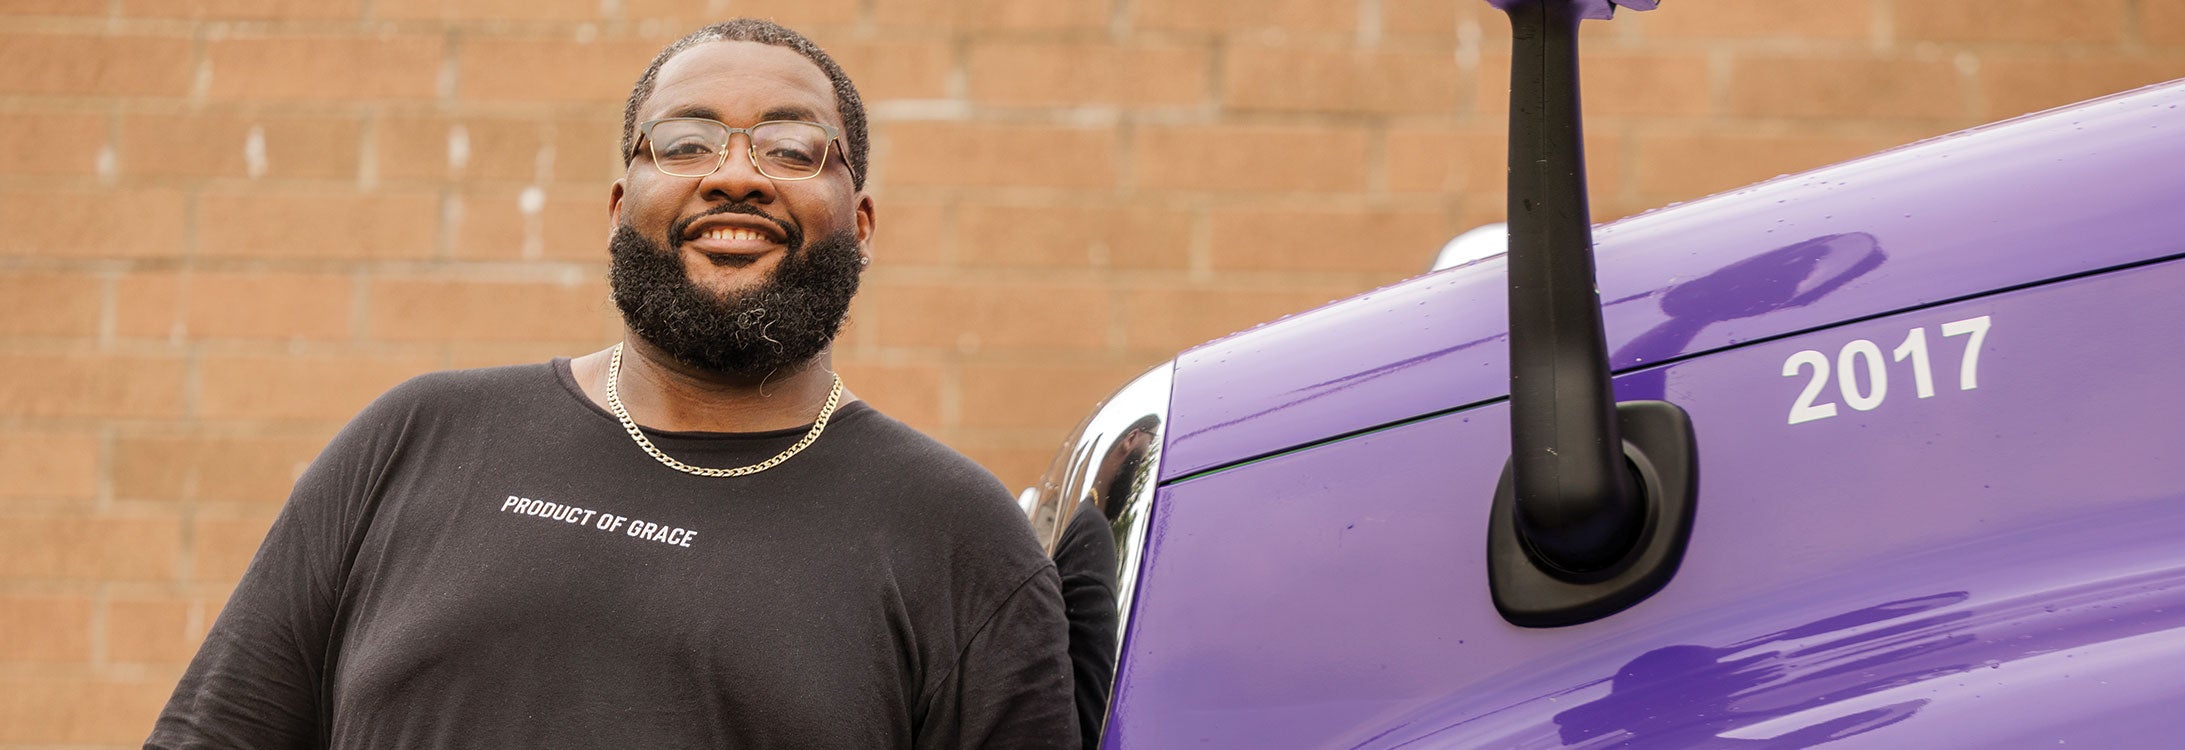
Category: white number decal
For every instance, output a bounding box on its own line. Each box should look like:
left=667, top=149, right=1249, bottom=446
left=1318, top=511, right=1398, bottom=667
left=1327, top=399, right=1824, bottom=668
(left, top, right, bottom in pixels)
left=1781, top=315, right=1991, bottom=425
left=1892, top=327, right=1936, bottom=399
left=1941, top=315, right=1991, bottom=390
left=1837, top=340, right=1888, bottom=411
left=1783, top=349, right=1838, bottom=424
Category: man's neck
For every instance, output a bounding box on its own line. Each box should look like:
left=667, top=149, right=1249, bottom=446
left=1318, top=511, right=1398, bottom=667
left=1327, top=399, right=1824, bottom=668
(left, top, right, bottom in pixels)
left=571, top=336, right=850, bottom=433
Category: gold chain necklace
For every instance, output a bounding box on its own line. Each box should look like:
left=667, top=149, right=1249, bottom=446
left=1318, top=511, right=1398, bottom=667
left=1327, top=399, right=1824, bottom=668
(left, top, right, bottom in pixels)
left=603, top=342, right=844, bottom=477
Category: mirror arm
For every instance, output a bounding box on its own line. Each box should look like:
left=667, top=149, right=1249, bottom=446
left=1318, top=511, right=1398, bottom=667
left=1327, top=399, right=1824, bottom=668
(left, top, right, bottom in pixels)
left=1501, top=0, right=1644, bottom=575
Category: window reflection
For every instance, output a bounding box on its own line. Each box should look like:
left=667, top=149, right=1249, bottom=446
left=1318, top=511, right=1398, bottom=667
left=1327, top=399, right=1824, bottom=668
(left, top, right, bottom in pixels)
left=1024, top=367, right=1169, bottom=749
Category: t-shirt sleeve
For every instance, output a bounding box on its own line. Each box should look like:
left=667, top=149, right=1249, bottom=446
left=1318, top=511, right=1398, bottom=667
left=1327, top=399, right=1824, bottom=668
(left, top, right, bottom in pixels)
left=146, top=384, right=414, bottom=749
left=916, top=563, right=1080, bottom=750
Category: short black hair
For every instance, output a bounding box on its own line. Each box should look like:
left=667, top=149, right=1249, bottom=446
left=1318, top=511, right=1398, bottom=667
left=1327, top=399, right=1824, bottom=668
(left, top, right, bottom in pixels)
left=620, top=19, right=868, bottom=191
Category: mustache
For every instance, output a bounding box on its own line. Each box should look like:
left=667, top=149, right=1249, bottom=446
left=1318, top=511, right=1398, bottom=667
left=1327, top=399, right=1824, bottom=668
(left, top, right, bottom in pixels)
left=666, top=203, right=802, bottom=251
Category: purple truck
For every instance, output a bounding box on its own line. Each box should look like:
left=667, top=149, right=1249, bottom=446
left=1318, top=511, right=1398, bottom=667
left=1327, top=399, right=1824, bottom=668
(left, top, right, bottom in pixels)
left=1018, top=1, right=2185, bottom=747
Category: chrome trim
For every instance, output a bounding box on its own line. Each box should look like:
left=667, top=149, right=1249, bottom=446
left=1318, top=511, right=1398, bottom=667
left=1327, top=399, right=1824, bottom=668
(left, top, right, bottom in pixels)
left=1021, top=361, right=1173, bottom=743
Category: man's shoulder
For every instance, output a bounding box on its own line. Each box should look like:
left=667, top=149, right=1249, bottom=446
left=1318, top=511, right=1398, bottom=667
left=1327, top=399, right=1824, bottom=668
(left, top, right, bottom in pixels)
left=834, top=405, right=1007, bottom=494
left=353, top=361, right=561, bottom=425
left=829, top=405, right=1038, bottom=540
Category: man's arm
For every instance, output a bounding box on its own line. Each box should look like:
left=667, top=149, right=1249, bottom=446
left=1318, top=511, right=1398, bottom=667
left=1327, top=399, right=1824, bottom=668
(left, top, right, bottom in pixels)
left=916, top=564, right=1079, bottom=750
left=146, top=387, right=408, bottom=748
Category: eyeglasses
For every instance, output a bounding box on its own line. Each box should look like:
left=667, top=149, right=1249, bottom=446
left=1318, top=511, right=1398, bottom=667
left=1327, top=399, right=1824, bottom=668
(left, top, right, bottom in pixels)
left=631, top=118, right=857, bottom=182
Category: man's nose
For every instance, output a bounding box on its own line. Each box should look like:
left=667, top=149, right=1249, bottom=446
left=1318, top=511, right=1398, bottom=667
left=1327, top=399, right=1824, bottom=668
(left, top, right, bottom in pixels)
left=697, top=138, right=775, bottom=204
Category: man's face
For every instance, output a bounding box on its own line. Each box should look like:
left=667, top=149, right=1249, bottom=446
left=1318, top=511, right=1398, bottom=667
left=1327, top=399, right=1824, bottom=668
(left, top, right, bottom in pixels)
left=608, top=40, right=873, bottom=376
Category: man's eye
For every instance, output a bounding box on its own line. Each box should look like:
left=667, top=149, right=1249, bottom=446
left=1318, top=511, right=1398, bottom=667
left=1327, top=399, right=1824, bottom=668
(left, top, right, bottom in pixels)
left=660, top=141, right=716, bottom=159
left=761, top=144, right=819, bottom=166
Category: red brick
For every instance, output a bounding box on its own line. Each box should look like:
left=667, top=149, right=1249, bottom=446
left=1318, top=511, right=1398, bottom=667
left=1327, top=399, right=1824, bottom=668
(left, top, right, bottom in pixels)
left=207, top=35, right=443, bottom=101
left=115, top=270, right=353, bottom=341
left=0, top=112, right=109, bottom=176
left=1728, top=56, right=1965, bottom=120
left=1133, top=0, right=1357, bottom=35
left=1634, top=130, right=1884, bottom=200
left=119, top=113, right=361, bottom=179
left=1979, top=56, right=2185, bottom=119
left=1475, top=53, right=1512, bottom=111
left=458, top=38, right=661, bottom=103
left=0, top=188, right=189, bottom=259
left=884, top=123, right=1117, bottom=189
left=120, top=0, right=363, bottom=19
left=374, top=0, right=594, bottom=21
left=1207, top=206, right=1450, bottom=274
left=0, top=353, right=188, bottom=419
left=1134, top=124, right=1371, bottom=193
left=874, top=0, right=1109, bottom=30
left=0, top=595, right=94, bottom=661
left=832, top=359, right=943, bottom=432
left=1225, top=45, right=1459, bottom=114
left=0, top=270, right=103, bottom=337
left=1384, top=125, right=1503, bottom=194
left=0, top=676, right=176, bottom=744
left=0, top=0, right=107, bottom=14
left=365, top=277, right=612, bottom=343
left=626, top=0, right=861, bottom=26
left=553, top=117, right=627, bottom=182
left=953, top=437, right=1057, bottom=495
left=2150, top=3, right=2185, bottom=45
left=1580, top=53, right=1712, bottom=117
left=969, top=42, right=1208, bottom=108
left=197, top=189, right=440, bottom=260
left=379, top=115, right=548, bottom=181
left=1632, top=0, right=1871, bottom=40
left=957, top=362, right=1151, bottom=429
left=106, top=597, right=199, bottom=663
left=0, top=35, right=193, bottom=96
left=1894, top=0, right=2127, bottom=44
left=0, top=516, right=181, bottom=581
left=858, top=280, right=1109, bottom=352
left=192, top=512, right=278, bottom=581
left=1121, top=285, right=1359, bottom=352
left=814, top=40, right=953, bottom=102
left=954, top=203, right=1192, bottom=270
left=198, top=352, right=438, bottom=420
left=444, top=342, right=595, bottom=370
left=0, top=431, right=101, bottom=500
left=870, top=198, right=946, bottom=267
left=1382, top=0, right=1493, bottom=44
left=452, top=186, right=613, bottom=261
left=114, top=433, right=324, bottom=503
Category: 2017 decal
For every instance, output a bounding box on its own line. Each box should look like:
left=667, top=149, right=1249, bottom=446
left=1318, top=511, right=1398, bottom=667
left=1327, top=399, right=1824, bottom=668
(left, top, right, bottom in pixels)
left=1783, top=315, right=1990, bottom=425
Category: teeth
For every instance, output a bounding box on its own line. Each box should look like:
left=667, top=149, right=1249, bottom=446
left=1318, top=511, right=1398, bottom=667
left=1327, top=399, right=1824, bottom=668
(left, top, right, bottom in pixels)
left=701, top=228, right=766, bottom=241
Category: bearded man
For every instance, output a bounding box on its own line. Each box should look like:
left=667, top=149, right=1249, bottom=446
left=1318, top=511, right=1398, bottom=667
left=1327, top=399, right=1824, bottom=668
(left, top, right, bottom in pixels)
left=148, top=19, right=1075, bottom=748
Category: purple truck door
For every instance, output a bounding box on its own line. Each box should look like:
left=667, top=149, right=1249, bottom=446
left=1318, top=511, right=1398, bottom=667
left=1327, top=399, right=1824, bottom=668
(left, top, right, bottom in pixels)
left=1106, top=257, right=2185, bottom=748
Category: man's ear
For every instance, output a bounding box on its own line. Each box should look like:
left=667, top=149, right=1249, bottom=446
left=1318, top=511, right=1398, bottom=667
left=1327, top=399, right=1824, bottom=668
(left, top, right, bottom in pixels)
left=854, top=192, right=876, bottom=264
left=608, top=178, right=627, bottom=231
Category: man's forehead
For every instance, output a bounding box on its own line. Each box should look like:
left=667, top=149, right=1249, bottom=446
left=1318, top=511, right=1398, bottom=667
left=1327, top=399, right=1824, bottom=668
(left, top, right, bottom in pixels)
left=646, top=40, right=840, bottom=126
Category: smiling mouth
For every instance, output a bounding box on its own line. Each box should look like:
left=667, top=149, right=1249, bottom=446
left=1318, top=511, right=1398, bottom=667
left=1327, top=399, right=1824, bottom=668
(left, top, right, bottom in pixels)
left=700, top=227, right=771, bottom=242
left=678, top=226, right=784, bottom=268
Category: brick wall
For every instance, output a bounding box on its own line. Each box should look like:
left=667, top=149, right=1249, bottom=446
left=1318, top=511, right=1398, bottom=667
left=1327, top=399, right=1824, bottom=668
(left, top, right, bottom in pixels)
left=0, top=0, right=2177, bottom=743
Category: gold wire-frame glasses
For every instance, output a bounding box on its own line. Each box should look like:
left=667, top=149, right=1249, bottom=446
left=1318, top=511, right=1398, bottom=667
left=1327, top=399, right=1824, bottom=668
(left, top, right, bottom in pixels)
left=631, top=118, right=857, bottom=183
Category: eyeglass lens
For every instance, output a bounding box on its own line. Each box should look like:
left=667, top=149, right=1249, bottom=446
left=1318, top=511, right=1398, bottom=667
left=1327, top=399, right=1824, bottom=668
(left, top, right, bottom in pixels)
left=649, top=120, right=832, bottom=179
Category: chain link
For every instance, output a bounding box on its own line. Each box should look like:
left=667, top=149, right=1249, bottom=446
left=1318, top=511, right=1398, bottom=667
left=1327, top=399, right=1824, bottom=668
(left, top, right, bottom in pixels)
left=604, top=342, right=843, bottom=477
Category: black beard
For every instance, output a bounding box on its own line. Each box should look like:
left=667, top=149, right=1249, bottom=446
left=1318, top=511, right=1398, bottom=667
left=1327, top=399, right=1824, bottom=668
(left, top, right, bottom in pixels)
left=607, top=218, right=863, bottom=380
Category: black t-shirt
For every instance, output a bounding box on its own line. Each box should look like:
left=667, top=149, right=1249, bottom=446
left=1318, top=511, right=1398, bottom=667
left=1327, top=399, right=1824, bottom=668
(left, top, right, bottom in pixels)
left=147, top=361, right=1076, bottom=749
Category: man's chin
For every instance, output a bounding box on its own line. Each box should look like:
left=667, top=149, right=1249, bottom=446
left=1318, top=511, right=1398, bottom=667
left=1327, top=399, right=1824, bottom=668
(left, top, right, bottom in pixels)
left=609, top=223, right=861, bottom=379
